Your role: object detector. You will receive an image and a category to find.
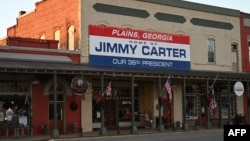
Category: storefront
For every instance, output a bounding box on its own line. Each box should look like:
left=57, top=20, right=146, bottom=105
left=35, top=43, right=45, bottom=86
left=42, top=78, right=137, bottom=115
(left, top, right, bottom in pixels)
left=0, top=58, right=250, bottom=137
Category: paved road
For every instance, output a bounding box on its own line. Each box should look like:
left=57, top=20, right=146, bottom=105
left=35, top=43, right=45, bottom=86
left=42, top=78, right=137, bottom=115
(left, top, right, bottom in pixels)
left=54, top=130, right=223, bottom=141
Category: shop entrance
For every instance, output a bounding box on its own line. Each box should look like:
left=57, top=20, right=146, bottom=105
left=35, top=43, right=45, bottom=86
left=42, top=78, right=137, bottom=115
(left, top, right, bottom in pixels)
left=48, top=87, right=66, bottom=134
left=162, top=98, right=172, bottom=128
left=92, top=86, right=140, bottom=130
left=49, top=102, right=64, bottom=134
left=104, top=99, right=117, bottom=130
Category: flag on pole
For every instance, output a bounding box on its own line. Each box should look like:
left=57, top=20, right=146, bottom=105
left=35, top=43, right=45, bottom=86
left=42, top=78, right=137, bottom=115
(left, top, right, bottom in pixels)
left=165, top=78, right=172, bottom=103
left=210, top=98, right=217, bottom=110
left=210, top=87, right=217, bottom=110
left=211, top=87, right=215, bottom=98
left=105, top=82, right=112, bottom=96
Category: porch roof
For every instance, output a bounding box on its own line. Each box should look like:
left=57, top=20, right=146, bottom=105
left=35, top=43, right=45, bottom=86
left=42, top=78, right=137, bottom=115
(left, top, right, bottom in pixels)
left=0, top=59, right=250, bottom=81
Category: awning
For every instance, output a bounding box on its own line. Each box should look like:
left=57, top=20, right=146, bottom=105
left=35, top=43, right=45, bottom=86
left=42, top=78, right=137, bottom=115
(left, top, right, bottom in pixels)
left=0, top=59, right=250, bottom=81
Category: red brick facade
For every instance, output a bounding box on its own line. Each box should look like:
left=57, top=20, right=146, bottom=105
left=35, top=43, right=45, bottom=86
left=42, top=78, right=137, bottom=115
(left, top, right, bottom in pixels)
left=0, top=36, right=80, bottom=63
left=240, top=12, right=250, bottom=72
left=240, top=12, right=250, bottom=124
left=7, top=0, right=80, bottom=50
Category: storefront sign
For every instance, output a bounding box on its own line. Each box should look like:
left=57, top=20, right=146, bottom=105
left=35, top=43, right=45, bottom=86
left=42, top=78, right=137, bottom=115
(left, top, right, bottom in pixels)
left=71, top=75, right=88, bottom=95
left=234, top=81, right=244, bottom=96
left=89, top=25, right=190, bottom=70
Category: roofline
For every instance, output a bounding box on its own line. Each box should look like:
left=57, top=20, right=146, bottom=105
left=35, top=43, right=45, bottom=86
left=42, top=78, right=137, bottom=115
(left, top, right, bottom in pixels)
left=138, top=0, right=240, bottom=17
left=0, top=59, right=249, bottom=81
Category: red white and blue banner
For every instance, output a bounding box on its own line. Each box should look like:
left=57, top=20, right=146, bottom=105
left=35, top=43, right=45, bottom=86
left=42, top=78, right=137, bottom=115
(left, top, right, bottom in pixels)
left=89, top=25, right=190, bottom=70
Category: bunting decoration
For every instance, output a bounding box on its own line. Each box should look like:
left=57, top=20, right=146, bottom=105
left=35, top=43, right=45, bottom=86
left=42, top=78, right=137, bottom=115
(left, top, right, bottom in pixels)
left=210, top=87, right=217, bottom=110
left=165, top=76, right=172, bottom=103
left=208, top=74, right=219, bottom=115
left=105, top=82, right=112, bottom=96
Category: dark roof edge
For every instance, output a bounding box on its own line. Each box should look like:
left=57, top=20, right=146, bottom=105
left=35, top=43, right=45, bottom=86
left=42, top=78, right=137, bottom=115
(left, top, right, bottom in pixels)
left=0, top=59, right=250, bottom=81
left=138, top=0, right=240, bottom=17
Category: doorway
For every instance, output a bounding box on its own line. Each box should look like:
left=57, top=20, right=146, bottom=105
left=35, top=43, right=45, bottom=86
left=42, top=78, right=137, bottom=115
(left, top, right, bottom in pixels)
left=48, top=85, right=66, bottom=134
left=104, top=100, right=117, bottom=130
left=49, top=102, right=64, bottom=134
left=162, top=98, right=172, bottom=128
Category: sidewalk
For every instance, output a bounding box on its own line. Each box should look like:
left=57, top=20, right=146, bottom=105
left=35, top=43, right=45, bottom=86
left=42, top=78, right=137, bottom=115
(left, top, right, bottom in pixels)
left=2, top=127, right=222, bottom=141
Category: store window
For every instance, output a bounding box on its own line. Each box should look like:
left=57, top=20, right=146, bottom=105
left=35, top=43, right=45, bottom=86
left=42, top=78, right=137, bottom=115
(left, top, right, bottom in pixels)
left=0, top=80, right=30, bottom=126
left=185, top=82, right=206, bottom=121
left=221, top=95, right=229, bottom=119
left=185, top=95, right=197, bottom=119
left=92, top=87, right=140, bottom=123
left=215, top=83, right=237, bottom=119
left=185, top=81, right=237, bottom=125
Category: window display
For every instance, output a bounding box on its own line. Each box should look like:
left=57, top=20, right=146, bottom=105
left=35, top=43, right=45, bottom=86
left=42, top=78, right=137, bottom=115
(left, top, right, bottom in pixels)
left=0, top=80, right=31, bottom=131
left=185, top=95, right=198, bottom=120
left=92, top=87, right=140, bottom=123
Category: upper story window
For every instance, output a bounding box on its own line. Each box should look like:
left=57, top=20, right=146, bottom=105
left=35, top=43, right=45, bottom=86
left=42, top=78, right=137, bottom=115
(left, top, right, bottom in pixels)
left=40, top=35, right=45, bottom=40
left=231, top=43, right=238, bottom=63
left=207, top=39, right=215, bottom=63
left=68, top=25, right=75, bottom=50
left=54, top=30, right=61, bottom=49
left=231, top=43, right=238, bottom=72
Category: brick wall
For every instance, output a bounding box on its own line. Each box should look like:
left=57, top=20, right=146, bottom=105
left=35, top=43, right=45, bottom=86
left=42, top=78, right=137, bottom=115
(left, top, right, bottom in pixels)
left=6, top=36, right=58, bottom=49
left=7, top=0, right=80, bottom=50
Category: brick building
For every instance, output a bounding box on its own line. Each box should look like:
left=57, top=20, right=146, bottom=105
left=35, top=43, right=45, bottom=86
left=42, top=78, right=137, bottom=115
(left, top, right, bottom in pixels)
left=6, top=0, right=80, bottom=51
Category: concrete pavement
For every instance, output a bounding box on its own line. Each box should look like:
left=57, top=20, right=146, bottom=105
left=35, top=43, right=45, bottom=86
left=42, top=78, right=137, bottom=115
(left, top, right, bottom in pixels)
left=2, top=127, right=223, bottom=141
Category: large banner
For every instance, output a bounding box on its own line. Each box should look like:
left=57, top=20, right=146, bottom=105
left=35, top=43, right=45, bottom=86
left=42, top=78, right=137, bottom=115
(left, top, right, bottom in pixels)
left=89, top=25, right=190, bottom=70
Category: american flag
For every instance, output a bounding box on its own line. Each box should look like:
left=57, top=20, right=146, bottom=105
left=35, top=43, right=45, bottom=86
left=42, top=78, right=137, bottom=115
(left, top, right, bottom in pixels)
left=211, top=87, right=215, bottom=98
left=165, top=78, right=172, bottom=103
left=105, top=82, right=112, bottom=96
left=210, top=98, right=217, bottom=110
left=210, top=87, right=217, bottom=110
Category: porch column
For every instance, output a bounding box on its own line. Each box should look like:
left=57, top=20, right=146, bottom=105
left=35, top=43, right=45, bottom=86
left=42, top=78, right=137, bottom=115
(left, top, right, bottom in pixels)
left=205, top=79, right=211, bottom=129
left=228, top=80, right=233, bottom=124
left=158, top=77, right=164, bottom=132
left=248, top=81, right=250, bottom=124
left=51, top=73, right=59, bottom=138
left=182, top=78, right=188, bottom=130
left=130, top=76, right=137, bottom=133
left=218, top=89, right=222, bottom=128
left=100, top=74, right=107, bottom=135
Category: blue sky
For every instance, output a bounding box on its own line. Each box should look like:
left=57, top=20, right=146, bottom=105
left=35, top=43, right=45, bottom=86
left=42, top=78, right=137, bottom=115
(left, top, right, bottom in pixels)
left=0, top=0, right=249, bottom=38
